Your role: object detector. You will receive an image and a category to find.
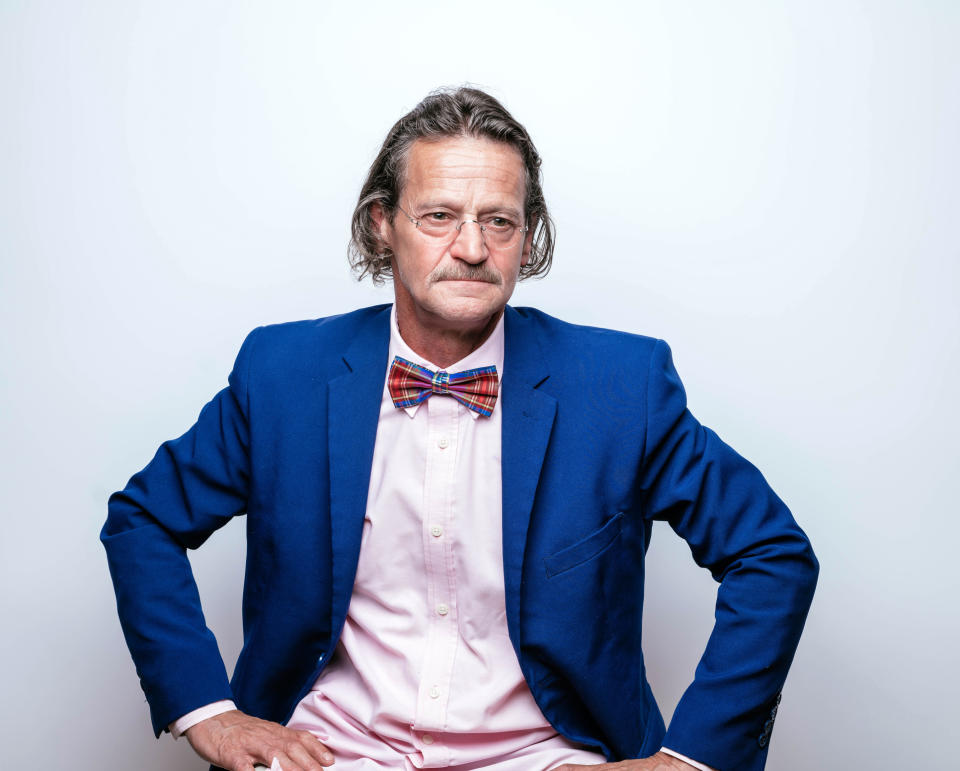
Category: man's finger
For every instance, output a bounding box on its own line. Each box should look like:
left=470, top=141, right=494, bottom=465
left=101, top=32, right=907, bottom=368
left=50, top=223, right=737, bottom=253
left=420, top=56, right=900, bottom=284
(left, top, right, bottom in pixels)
left=285, top=740, right=334, bottom=770
left=292, top=731, right=335, bottom=766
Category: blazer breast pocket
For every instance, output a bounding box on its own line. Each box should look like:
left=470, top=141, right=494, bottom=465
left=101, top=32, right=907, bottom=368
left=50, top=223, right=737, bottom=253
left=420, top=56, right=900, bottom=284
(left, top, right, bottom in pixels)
left=544, top=512, right=624, bottom=579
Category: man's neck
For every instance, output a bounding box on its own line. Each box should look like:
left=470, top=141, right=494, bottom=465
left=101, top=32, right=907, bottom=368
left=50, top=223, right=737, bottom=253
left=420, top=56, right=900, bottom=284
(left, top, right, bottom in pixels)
left=396, top=309, right=502, bottom=369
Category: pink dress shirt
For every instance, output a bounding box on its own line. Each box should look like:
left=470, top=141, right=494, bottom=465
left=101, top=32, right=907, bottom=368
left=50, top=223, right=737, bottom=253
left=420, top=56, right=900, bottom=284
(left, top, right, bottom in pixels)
left=280, top=308, right=604, bottom=769
left=172, top=306, right=714, bottom=771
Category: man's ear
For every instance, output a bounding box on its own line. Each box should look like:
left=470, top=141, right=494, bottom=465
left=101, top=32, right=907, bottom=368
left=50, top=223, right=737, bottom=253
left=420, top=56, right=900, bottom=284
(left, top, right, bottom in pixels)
left=521, top=218, right=536, bottom=266
left=370, top=202, right=391, bottom=252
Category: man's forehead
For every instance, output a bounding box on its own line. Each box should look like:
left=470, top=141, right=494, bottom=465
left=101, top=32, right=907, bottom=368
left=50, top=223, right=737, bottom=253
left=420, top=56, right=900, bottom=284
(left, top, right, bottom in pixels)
left=403, top=136, right=526, bottom=200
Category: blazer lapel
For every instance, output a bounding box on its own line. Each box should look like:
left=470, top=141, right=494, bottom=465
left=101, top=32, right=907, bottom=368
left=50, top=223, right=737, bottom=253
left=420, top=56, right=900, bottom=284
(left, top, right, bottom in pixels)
left=327, top=306, right=391, bottom=633
left=501, top=306, right=557, bottom=649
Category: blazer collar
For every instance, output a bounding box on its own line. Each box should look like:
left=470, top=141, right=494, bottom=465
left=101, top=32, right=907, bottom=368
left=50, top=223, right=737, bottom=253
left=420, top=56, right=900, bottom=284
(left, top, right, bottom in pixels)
left=501, top=306, right=558, bottom=652
left=327, top=305, right=391, bottom=639
left=340, top=304, right=392, bottom=375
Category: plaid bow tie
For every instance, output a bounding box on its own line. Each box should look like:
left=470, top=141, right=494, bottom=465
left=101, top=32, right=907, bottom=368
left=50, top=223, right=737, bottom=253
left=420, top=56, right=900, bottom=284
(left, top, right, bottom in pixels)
left=387, top=356, right=499, bottom=417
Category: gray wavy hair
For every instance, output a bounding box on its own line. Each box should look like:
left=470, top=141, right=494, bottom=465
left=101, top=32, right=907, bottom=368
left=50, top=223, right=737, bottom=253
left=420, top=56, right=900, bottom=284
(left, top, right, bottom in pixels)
left=348, top=87, right=555, bottom=285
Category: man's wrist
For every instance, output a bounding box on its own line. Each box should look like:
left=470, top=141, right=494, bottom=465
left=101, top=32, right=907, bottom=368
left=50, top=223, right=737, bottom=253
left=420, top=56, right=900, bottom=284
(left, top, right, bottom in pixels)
left=659, top=747, right=717, bottom=771
left=169, top=700, right=237, bottom=738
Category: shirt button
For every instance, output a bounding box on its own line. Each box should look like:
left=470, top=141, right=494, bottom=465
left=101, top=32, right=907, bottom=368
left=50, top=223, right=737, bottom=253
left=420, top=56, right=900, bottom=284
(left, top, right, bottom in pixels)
left=429, top=686, right=440, bottom=699
left=430, top=525, right=443, bottom=538
left=437, top=603, right=449, bottom=616
left=422, top=734, right=435, bottom=745
left=437, top=437, right=449, bottom=449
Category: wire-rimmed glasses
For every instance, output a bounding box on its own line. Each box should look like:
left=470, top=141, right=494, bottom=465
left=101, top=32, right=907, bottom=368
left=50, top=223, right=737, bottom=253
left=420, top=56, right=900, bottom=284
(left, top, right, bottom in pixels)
left=396, top=203, right=528, bottom=248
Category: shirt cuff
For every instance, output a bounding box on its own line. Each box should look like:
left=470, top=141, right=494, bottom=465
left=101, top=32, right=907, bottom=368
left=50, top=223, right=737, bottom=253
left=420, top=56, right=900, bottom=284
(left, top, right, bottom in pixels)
left=660, top=747, right=717, bottom=771
left=169, top=700, right=237, bottom=739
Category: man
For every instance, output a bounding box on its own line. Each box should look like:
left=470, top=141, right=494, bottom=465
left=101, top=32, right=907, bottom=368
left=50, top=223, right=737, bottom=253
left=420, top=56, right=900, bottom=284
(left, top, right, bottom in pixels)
left=103, top=87, right=818, bottom=771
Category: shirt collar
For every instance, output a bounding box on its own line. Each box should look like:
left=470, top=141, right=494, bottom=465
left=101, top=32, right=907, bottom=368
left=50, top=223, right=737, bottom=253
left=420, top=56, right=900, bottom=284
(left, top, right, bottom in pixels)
left=387, top=303, right=505, bottom=419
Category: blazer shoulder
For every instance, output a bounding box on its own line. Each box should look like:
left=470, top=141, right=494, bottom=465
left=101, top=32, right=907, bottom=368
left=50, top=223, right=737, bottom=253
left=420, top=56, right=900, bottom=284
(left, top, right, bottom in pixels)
left=252, top=303, right=390, bottom=344
left=239, top=303, right=391, bottom=376
left=508, top=305, right=665, bottom=368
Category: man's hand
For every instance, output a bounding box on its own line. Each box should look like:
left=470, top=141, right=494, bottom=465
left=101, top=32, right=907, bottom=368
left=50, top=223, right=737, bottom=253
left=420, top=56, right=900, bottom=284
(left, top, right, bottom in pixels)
left=184, top=709, right=334, bottom=771
left=551, top=752, right=700, bottom=771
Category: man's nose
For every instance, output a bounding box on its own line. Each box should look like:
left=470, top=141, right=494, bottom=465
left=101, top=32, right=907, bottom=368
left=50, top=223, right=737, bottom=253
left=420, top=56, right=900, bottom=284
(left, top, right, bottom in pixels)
left=448, top=220, right=487, bottom=263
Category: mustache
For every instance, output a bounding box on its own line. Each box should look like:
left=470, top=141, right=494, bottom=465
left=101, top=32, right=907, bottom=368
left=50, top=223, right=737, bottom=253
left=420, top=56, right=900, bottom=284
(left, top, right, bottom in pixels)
left=429, top=264, right=503, bottom=285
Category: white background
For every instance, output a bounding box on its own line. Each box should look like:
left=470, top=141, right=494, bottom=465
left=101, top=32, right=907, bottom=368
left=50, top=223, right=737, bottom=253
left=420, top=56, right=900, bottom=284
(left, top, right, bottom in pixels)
left=2, top=1, right=958, bottom=768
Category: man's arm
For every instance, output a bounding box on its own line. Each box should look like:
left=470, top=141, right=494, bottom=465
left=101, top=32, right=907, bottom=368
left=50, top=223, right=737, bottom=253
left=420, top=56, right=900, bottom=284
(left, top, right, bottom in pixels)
left=102, top=328, right=340, bottom=771
left=637, top=340, right=818, bottom=769
left=100, top=328, right=262, bottom=736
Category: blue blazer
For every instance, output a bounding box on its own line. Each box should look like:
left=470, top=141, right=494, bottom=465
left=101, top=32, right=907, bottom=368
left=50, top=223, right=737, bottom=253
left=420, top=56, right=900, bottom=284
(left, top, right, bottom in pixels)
left=102, top=304, right=817, bottom=771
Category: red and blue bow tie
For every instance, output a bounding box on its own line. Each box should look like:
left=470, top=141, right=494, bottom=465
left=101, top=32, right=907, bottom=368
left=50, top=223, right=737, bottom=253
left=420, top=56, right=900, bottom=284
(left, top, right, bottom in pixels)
left=387, top=356, right=499, bottom=417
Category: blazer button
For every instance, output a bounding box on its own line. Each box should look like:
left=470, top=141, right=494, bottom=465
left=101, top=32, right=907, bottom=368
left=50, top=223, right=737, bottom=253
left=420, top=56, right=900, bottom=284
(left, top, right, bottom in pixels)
left=758, top=733, right=769, bottom=749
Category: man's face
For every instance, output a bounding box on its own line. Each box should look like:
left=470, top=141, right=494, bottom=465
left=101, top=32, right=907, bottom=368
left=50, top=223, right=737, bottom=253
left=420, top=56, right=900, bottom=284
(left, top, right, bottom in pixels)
left=375, top=135, right=532, bottom=338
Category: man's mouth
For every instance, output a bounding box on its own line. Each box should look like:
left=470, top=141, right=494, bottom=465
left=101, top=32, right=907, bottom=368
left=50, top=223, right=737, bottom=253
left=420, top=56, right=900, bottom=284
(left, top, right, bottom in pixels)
left=431, top=267, right=501, bottom=285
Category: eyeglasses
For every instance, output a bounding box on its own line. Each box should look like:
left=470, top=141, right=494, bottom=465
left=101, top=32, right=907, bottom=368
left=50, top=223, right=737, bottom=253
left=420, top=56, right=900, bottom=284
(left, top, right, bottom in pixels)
left=395, top=203, right=528, bottom=248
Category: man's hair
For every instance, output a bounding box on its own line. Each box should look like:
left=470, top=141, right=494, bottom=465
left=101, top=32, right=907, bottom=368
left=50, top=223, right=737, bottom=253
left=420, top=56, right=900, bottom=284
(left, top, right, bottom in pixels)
left=348, top=86, right=555, bottom=285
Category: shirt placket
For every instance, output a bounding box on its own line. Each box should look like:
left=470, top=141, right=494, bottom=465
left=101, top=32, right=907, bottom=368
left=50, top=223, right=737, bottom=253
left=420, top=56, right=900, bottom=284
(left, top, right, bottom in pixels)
left=412, top=394, right=461, bottom=766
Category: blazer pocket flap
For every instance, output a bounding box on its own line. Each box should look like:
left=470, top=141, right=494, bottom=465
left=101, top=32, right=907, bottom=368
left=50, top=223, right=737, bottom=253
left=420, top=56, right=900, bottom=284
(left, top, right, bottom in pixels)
left=544, top=512, right=624, bottom=578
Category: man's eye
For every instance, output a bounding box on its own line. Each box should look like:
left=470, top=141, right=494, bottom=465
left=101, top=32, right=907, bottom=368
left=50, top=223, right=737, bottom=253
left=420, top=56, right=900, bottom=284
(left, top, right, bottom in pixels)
left=486, top=217, right=514, bottom=230
left=426, top=212, right=452, bottom=222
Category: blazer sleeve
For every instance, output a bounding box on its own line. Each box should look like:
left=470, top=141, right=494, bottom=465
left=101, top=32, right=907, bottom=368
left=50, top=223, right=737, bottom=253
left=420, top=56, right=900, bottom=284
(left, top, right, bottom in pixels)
left=640, top=339, right=818, bottom=770
left=100, top=326, right=261, bottom=737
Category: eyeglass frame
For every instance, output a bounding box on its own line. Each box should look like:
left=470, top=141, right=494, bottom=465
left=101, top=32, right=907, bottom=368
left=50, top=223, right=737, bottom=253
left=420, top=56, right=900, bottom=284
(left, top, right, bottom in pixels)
left=394, top=203, right=529, bottom=248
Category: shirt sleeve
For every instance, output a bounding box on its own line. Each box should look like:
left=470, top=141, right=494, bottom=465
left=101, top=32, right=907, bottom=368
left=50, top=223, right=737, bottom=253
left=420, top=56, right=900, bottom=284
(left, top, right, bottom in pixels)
left=170, top=700, right=238, bottom=738
left=660, top=747, right=717, bottom=771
